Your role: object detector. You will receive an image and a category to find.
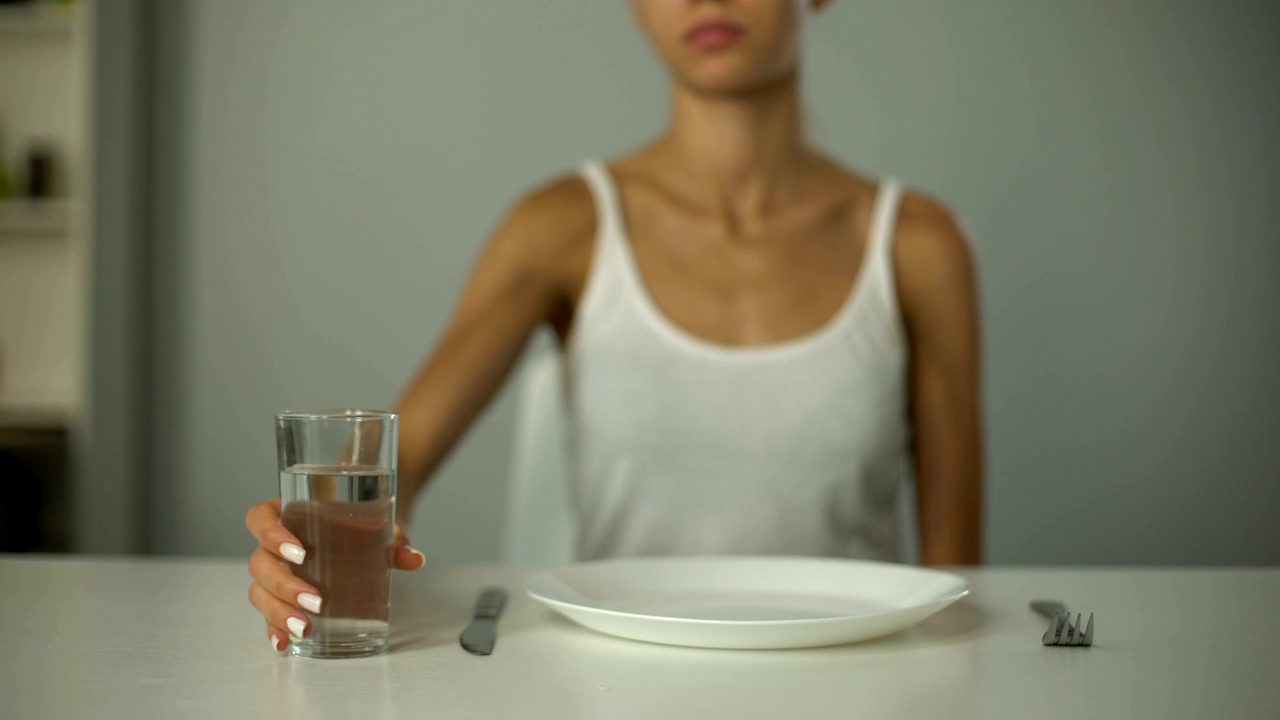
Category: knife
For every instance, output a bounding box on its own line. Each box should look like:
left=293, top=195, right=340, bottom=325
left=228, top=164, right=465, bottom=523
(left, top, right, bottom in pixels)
left=460, top=587, right=508, bottom=656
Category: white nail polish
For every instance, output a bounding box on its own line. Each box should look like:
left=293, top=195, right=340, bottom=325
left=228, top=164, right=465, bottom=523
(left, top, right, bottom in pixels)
left=286, top=616, right=307, bottom=639
left=297, top=592, right=322, bottom=614
left=280, top=543, right=306, bottom=564
left=270, top=633, right=282, bottom=652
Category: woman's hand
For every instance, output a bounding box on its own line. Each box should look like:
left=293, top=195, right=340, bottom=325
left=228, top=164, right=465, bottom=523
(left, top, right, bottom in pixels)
left=244, top=498, right=426, bottom=653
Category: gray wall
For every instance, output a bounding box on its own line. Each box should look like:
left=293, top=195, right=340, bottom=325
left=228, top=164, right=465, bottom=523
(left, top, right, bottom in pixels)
left=142, top=0, right=1280, bottom=564
left=79, top=0, right=150, bottom=553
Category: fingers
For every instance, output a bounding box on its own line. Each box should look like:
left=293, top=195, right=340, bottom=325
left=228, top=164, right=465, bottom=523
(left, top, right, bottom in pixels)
left=249, top=547, right=322, bottom=613
left=394, top=544, right=427, bottom=571
left=245, top=498, right=306, bottom=565
left=249, top=583, right=310, bottom=641
left=266, top=623, right=288, bottom=653
left=248, top=497, right=313, bottom=653
left=392, top=523, right=426, bottom=571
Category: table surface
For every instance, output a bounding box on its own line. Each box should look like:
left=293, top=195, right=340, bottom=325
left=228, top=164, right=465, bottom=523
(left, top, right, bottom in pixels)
left=2, top=557, right=1277, bottom=719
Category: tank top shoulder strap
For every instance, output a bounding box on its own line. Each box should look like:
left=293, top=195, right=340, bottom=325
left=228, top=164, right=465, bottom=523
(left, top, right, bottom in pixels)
left=868, top=180, right=904, bottom=262
left=578, top=160, right=625, bottom=248
left=572, top=160, right=635, bottom=338
left=864, top=180, right=905, bottom=312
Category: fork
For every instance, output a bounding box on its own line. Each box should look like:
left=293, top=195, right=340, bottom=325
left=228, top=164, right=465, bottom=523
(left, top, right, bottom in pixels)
left=1030, top=600, right=1094, bottom=647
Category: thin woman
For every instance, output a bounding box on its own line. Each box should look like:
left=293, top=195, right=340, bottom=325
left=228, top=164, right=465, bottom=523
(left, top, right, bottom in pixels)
left=246, top=0, right=983, bottom=652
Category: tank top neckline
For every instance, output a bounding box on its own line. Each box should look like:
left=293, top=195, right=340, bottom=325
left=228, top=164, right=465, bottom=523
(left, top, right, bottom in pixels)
left=579, top=160, right=902, bottom=363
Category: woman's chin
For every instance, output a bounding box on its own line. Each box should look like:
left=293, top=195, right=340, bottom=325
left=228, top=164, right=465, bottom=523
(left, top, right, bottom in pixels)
left=678, top=71, right=790, bottom=98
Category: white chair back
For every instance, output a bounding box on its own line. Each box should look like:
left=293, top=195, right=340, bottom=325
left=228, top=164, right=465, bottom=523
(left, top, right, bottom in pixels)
left=500, top=340, right=577, bottom=566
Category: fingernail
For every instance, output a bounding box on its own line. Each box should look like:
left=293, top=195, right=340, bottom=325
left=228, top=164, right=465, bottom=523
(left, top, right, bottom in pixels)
left=409, top=547, right=426, bottom=569
left=286, top=616, right=308, bottom=639
left=280, top=543, right=306, bottom=565
left=297, top=592, right=322, bottom=614
left=270, top=633, right=283, bottom=652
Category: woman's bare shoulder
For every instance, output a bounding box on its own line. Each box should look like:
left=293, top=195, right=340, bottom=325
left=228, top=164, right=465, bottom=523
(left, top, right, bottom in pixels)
left=892, top=189, right=978, bottom=326
left=815, top=157, right=976, bottom=329
left=818, top=159, right=969, bottom=263
left=501, top=173, right=597, bottom=250
left=483, top=172, right=598, bottom=287
left=894, top=190, right=973, bottom=279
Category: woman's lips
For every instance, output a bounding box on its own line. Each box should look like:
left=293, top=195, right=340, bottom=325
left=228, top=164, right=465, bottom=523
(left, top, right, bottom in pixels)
left=684, top=22, right=746, bottom=50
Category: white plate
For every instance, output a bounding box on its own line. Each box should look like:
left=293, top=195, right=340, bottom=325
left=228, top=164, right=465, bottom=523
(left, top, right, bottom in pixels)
left=526, top=556, right=969, bottom=649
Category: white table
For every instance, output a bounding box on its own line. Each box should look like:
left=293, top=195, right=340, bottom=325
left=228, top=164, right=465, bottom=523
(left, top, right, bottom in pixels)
left=1, top=557, right=1277, bottom=719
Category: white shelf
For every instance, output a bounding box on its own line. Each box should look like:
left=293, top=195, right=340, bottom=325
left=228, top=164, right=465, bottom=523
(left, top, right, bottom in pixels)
left=0, top=199, right=72, bottom=237
left=0, top=3, right=74, bottom=37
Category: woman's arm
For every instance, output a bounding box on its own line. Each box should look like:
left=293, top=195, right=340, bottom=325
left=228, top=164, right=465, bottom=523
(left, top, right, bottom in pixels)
left=894, top=195, right=984, bottom=565
left=393, top=177, right=595, bottom=517
left=245, top=176, right=594, bottom=649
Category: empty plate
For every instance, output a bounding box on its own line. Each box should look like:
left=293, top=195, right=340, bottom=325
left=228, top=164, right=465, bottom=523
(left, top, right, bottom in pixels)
left=526, top=555, right=969, bottom=649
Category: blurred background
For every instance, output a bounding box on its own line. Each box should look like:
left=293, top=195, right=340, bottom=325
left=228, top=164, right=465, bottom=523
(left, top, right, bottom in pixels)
left=0, top=0, right=1277, bottom=565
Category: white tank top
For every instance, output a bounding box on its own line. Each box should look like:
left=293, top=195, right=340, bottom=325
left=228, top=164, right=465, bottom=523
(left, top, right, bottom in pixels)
left=565, top=160, right=910, bottom=561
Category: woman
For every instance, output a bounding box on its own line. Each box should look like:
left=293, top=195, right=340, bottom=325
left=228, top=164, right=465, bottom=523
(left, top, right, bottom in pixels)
left=246, top=0, right=982, bottom=652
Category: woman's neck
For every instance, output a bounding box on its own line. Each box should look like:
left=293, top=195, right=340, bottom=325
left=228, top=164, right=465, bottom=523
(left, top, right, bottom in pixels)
left=655, top=72, right=812, bottom=218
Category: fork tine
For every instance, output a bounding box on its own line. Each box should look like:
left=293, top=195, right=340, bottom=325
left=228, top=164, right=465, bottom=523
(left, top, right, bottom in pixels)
left=1081, top=613, right=1094, bottom=646
left=1042, top=613, right=1060, bottom=646
left=1073, top=614, right=1084, bottom=646
left=1059, top=613, right=1074, bottom=645
left=1054, top=612, right=1068, bottom=645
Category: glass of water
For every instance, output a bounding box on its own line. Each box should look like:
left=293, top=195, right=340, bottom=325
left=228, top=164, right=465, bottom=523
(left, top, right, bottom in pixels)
left=275, top=409, right=398, bottom=659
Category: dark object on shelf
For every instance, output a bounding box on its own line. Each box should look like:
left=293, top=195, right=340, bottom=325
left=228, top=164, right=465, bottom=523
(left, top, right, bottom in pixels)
left=0, top=160, right=12, bottom=200
left=0, top=412, right=70, bottom=552
left=0, top=449, right=42, bottom=551
left=26, top=146, right=53, bottom=198
left=0, top=129, right=12, bottom=200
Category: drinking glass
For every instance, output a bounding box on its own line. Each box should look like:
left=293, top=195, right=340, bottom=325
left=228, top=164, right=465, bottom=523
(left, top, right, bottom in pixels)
left=275, top=409, right=397, bottom=658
